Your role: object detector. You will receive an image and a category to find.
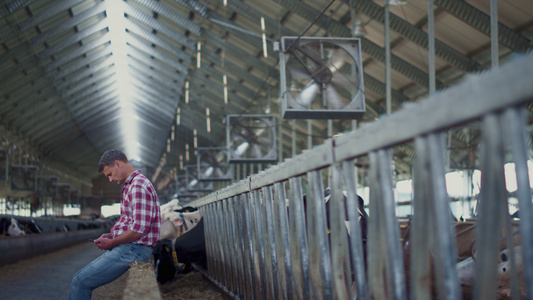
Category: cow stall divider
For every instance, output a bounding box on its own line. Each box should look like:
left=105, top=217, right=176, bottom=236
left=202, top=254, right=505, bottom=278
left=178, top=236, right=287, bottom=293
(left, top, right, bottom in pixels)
left=189, top=53, right=533, bottom=300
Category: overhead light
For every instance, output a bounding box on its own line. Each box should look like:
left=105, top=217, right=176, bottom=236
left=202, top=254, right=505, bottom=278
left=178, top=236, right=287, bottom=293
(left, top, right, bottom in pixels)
left=186, top=144, right=190, bottom=161
left=223, top=74, right=228, bottom=104
left=194, top=129, right=198, bottom=149
left=261, top=16, right=268, bottom=58
left=185, top=81, right=189, bottom=104
left=206, top=107, right=211, bottom=132
left=171, top=125, right=175, bottom=141
left=197, top=42, right=202, bottom=68
left=176, top=107, right=181, bottom=125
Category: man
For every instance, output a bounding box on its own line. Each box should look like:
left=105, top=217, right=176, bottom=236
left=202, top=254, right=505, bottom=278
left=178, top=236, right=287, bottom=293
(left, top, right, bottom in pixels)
left=69, top=150, right=161, bottom=300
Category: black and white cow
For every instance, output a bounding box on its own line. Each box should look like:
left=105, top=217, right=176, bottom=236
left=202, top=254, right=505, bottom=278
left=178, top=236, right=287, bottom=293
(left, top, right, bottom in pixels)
left=152, top=204, right=207, bottom=284
left=152, top=217, right=207, bottom=284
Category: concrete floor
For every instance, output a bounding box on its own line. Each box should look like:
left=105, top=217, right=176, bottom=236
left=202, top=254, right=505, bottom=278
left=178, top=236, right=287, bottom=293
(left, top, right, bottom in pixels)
left=0, top=240, right=122, bottom=300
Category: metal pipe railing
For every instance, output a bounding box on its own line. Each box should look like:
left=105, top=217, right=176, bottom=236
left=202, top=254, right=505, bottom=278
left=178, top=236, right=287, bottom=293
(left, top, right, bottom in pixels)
left=193, top=53, right=533, bottom=299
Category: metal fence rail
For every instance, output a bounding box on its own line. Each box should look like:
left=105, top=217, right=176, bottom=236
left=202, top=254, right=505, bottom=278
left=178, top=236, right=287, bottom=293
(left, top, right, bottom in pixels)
left=191, top=53, right=533, bottom=299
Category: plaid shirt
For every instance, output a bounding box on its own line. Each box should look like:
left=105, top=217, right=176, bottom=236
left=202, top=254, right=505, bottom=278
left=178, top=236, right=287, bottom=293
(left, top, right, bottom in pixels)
left=111, top=170, right=161, bottom=246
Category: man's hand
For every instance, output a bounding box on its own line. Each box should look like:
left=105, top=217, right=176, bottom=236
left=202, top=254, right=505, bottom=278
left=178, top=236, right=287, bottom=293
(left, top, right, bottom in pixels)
left=94, top=237, right=115, bottom=250
left=93, top=230, right=144, bottom=250
left=99, top=233, right=113, bottom=239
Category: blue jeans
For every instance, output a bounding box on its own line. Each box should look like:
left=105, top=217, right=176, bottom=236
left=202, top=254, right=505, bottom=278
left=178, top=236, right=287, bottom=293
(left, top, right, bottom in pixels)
left=69, top=243, right=152, bottom=300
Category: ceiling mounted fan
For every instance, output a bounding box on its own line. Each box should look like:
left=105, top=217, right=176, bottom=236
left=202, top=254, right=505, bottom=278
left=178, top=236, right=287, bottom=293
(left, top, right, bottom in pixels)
left=197, top=147, right=232, bottom=181
left=279, top=37, right=366, bottom=119
left=185, top=165, right=213, bottom=192
left=226, top=114, right=277, bottom=163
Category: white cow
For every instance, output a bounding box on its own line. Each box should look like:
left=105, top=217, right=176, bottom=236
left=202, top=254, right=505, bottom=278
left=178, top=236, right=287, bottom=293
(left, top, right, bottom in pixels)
left=159, top=199, right=202, bottom=241
left=8, top=218, right=25, bottom=236
left=161, top=199, right=182, bottom=218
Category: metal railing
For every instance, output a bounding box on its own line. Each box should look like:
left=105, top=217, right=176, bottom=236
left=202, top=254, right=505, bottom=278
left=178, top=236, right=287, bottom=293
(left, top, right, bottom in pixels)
left=190, top=53, right=533, bottom=300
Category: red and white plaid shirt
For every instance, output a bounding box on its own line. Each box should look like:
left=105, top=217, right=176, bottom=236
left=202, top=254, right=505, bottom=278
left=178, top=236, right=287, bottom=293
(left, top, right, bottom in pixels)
left=111, top=170, right=161, bottom=246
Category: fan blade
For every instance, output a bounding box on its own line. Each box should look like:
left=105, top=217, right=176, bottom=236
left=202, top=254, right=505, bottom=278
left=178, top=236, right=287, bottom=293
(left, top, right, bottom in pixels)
left=326, top=85, right=346, bottom=109
left=188, top=178, right=198, bottom=188
left=203, top=166, right=214, bottom=177
left=251, top=127, right=266, bottom=140
left=289, top=66, right=313, bottom=80
left=330, top=71, right=356, bottom=89
left=327, top=48, right=348, bottom=73
left=215, top=151, right=226, bottom=163
left=215, top=167, right=225, bottom=178
left=234, top=141, right=250, bottom=156
left=298, top=81, right=318, bottom=107
left=252, top=144, right=263, bottom=158
left=256, top=136, right=273, bottom=147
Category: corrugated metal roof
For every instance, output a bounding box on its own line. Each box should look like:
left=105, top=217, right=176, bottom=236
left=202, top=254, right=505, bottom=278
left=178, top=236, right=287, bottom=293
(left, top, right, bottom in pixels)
left=0, top=0, right=531, bottom=195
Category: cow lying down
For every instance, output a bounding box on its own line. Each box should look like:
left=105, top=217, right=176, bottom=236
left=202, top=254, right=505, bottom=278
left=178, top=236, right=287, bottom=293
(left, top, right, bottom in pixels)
left=152, top=205, right=207, bottom=284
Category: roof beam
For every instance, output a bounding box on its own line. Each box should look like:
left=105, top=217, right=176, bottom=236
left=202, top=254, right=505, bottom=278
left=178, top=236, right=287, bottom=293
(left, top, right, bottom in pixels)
left=434, top=0, right=532, bottom=53
left=346, top=0, right=483, bottom=72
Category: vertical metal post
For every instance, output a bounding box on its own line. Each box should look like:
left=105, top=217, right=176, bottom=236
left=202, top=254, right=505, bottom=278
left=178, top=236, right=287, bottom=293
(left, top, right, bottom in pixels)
left=292, top=120, right=296, bottom=157
left=368, top=150, right=406, bottom=299
left=263, top=186, right=280, bottom=299
left=274, top=181, right=293, bottom=300
left=384, top=0, right=392, bottom=115
left=368, top=151, right=387, bottom=299
left=474, top=113, right=507, bottom=300
left=427, top=133, right=461, bottom=299
left=505, top=107, right=533, bottom=296
left=342, top=159, right=369, bottom=299
left=428, top=0, right=436, bottom=94
left=215, top=201, right=229, bottom=287
left=377, top=149, right=406, bottom=300
left=289, top=177, right=309, bottom=300
left=411, top=137, right=432, bottom=300
left=242, top=193, right=257, bottom=299
left=222, top=199, right=237, bottom=293
left=490, top=0, right=499, bottom=68
left=307, top=120, right=312, bottom=149
left=251, top=190, right=268, bottom=300
left=235, top=195, right=250, bottom=298
left=330, top=164, right=351, bottom=299
left=278, top=116, right=283, bottom=162
left=307, top=170, right=332, bottom=299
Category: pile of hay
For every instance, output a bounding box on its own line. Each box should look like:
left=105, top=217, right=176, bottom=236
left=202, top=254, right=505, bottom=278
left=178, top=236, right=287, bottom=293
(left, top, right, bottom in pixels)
left=159, top=271, right=224, bottom=300
left=122, top=262, right=162, bottom=300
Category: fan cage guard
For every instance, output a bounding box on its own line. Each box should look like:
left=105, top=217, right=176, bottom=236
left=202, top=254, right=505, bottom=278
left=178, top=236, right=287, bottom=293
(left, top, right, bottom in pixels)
left=280, top=36, right=366, bottom=119
left=197, top=147, right=233, bottom=181
left=174, top=176, right=200, bottom=199
left=57, top=183, right=70, bottom=204
left=38, top=176, right=58, bottom=198
left=226, top=114, right=277, bottom=163
left=11, top=164, right=39, bottom=191
left=185, top=165, right=213, bottom=192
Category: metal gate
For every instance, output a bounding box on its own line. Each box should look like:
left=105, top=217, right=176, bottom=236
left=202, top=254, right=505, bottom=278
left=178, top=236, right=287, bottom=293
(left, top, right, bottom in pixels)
left=191, top=54, right=533, bottom=299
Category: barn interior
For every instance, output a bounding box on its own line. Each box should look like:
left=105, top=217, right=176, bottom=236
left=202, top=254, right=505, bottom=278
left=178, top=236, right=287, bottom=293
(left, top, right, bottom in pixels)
left=1, top=0, right=533, bottom=299
left=0, top=0, right=531, bottom=217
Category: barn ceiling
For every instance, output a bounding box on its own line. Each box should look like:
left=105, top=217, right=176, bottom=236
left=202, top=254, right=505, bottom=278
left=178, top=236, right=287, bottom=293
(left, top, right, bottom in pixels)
left=0, top=0, right=532, bottom=194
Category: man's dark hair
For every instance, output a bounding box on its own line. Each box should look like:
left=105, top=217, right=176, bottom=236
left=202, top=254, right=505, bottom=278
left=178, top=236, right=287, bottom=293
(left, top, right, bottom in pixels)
left=98, top=150, right=128, bottom=172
